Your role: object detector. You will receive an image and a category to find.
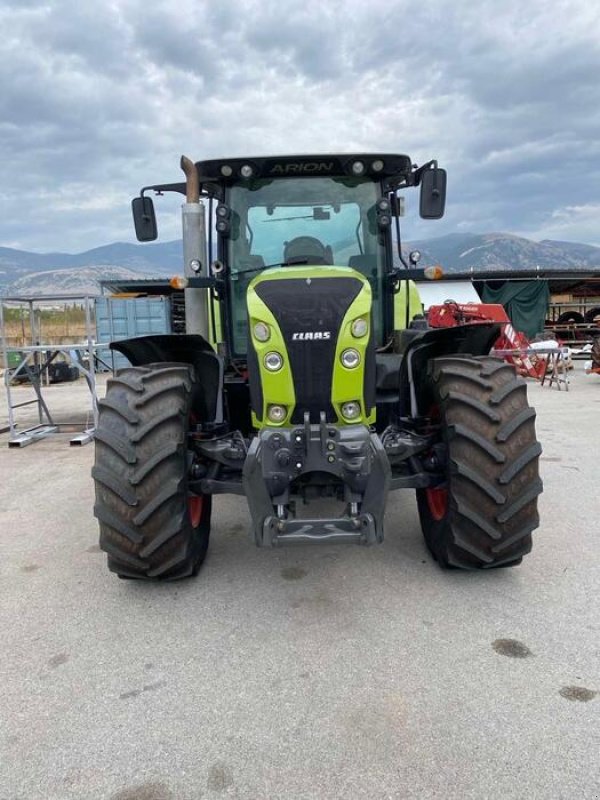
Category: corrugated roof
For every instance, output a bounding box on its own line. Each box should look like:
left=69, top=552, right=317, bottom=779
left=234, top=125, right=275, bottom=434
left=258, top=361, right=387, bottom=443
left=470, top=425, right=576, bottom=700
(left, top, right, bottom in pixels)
left=99, top=277, right=173, bottom=295
left=426, top=268, right=600, bottom=295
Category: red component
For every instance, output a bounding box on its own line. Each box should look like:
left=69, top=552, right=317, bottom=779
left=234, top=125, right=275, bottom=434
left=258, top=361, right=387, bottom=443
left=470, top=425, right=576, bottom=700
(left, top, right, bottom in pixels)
left=427, top=301, right=547, bottom=380
left=188, top=495, right=204, bottom=528
left=428, top=301, right=510, bottom=327
left=426, top=486, right=448, bottom=521
left=188, top=409, right=205, bottom=528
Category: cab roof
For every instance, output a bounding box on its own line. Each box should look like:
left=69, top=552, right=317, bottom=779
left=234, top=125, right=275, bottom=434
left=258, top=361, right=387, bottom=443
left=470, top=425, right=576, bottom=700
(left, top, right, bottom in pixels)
left=195, top=154, right=413, bottom=184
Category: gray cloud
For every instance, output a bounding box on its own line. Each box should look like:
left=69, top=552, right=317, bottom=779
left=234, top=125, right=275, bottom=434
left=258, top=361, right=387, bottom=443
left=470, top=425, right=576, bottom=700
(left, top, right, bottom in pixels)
left=0, top=0, right=599, bottom=251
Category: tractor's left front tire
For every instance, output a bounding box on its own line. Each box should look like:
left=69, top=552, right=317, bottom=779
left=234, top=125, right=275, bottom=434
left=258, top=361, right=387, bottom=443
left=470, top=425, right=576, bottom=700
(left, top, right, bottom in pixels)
left=93, top=363, right=211, bottom=580
left=416, top=355, right=542, bottom=570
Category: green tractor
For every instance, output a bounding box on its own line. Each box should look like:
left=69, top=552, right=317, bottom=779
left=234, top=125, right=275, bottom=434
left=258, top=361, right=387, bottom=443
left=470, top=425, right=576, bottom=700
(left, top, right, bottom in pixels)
left=93, top=153, right=542, bottom=579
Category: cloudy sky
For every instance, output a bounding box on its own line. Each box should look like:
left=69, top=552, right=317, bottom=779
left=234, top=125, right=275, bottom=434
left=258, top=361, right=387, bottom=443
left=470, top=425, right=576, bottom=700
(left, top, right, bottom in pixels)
left=1, top=0, right=599, bottom=252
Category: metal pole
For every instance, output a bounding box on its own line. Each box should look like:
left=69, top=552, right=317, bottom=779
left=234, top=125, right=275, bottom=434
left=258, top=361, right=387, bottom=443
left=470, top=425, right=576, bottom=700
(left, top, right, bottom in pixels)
left=29, top=300, right=35, bottom=344
left=0, top=299, right=16, bottom=434
left=28, top=300, right=43, bottom=423
left=0, top=298, right=6, bottom=371
left=107, top=296, right=116, bottom=373
left=84, top=296, right=98, bottom=427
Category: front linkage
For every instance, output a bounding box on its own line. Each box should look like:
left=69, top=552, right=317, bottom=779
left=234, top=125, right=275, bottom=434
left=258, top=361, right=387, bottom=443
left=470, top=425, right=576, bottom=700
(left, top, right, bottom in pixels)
left=195, top=413, right=440, bottom=547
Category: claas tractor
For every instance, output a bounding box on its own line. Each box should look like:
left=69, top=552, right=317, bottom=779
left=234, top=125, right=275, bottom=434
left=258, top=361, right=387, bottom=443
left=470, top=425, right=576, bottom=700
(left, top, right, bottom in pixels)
left=93, top=153, right=542, bottom=580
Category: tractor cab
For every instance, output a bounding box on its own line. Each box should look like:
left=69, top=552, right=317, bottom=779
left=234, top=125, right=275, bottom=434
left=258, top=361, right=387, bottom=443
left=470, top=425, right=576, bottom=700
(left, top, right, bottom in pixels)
left=204, top=155, right=445, bottom=357
left=221, top=164, right=393, bottom=354
left=133, top=153, right=446, bottom=359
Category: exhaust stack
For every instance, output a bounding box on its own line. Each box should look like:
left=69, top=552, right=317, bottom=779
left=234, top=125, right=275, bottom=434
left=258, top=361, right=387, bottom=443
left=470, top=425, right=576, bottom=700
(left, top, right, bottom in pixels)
left=180, top=155, right=209, bottom=340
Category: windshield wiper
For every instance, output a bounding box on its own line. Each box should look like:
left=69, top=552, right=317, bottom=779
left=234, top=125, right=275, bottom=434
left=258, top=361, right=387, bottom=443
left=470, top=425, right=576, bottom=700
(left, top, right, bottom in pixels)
left=261, top=215, right=314, bottom=222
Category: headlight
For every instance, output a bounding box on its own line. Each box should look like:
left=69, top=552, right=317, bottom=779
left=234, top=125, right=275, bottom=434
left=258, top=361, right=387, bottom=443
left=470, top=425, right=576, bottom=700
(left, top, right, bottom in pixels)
left=341, top=401, right=361, bottom=420
left=240, top=164, right=254, bottom=178
left=267, top=404, right=287, bottom=423
left=264, top=351, right=283, bottom=371
left=341, top=348, right=360, bottom=369
left=351, top=160, right=365, bottom=175
left=351, top=318, right=368, bottom=338
left=253, top=322, right=270, bottom=342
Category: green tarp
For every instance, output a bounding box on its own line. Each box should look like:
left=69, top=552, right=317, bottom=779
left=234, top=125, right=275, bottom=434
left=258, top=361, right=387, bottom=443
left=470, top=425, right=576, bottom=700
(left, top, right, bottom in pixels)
left=481, top=280, right=550, bottom=339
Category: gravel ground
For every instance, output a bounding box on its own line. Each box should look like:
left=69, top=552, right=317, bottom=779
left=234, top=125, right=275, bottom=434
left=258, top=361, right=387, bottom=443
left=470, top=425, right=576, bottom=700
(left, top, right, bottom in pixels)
left=1, top=366, right=599, bottom=800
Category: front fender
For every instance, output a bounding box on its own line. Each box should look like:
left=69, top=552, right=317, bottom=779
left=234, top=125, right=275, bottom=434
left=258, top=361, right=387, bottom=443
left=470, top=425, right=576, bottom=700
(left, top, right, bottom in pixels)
left=110, top=334, right=223, bottom=422
left=110, top=333, right=213, bottom=365
left=398, top=323, right=502, bottom=416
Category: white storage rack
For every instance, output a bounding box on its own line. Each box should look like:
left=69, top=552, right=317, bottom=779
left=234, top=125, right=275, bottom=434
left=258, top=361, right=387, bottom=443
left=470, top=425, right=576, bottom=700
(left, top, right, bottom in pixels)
left=0, top=294, right=101, bottom=447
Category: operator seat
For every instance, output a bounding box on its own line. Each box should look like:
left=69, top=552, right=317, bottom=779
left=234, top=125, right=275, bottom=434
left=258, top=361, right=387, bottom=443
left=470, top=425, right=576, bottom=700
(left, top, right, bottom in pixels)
left=283, top=236, right=333, bottom=265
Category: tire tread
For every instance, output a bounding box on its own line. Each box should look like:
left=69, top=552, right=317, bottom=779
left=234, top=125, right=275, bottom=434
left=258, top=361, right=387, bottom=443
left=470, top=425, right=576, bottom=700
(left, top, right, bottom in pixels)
left=93, top=363, right=211, bottom=580
left=417, top=355, right=542, bottom=569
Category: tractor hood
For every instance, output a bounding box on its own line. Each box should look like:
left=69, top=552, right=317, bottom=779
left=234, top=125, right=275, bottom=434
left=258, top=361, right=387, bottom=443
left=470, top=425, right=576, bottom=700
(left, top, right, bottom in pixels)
left=246, top=266, right=376, bottom=428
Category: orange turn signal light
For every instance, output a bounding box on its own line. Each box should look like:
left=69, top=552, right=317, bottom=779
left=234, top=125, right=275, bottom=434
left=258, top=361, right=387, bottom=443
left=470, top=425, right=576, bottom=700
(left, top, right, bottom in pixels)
left=170, top=276, right=189, bottom=290
left=423, top=265, right=444, bottom=280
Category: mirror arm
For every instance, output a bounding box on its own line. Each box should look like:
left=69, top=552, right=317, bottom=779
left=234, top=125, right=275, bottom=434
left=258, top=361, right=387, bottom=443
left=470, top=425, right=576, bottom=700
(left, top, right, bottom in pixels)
left=140, top=182, right=187, bottom=198
left=393, top=209, right=409, bottom=271
left=412, top=159, right=437, bottom=187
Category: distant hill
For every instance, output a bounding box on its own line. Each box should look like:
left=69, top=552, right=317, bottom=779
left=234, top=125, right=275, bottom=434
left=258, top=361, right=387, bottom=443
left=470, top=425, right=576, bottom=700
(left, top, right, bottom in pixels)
left=6, top=266, right=159, bottom=298
left=400, top=233, right=600, bottom=271
left=0, top=240, right=183, bottom=294
left=1, top=233, right=600, bottom=295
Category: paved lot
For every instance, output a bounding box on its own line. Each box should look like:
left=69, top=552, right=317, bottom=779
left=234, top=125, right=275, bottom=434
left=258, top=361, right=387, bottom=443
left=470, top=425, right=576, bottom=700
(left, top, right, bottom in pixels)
left=1, top=367, right=599, bottom=800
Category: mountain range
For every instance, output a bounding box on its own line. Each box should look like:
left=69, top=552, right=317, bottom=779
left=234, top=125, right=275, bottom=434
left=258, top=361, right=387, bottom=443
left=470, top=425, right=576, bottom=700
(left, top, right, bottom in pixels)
left=1, top=232, right=599, bottom=296
left=402, top=233, right=600, bottom=272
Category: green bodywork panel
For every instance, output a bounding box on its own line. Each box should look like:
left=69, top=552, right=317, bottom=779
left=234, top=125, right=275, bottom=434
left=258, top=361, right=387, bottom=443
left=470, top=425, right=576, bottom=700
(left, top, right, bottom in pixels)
left=247, top=265, right=375, bottom=428
left=393, top=280, right=423, bottom=328
left=207, top=296, right=223, bottom=351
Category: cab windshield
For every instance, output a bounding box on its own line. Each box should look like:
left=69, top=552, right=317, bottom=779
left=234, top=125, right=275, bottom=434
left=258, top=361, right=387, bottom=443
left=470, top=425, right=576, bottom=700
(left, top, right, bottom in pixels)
left=226, top=176, right=387, bottom=354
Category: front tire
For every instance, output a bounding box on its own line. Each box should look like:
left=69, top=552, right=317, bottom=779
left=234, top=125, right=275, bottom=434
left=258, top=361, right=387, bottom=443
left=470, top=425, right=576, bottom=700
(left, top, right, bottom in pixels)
left=592, top=336, right=600, bottom=370
left=93, top=363, right=211, bottom=580
left=417, top=356, right=542, bottom=569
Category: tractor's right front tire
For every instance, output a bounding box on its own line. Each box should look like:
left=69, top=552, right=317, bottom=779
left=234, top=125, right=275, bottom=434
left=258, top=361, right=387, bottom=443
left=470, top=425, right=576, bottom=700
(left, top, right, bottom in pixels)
left=93, top=363, right=211, bottom=580
left=416, top=356, right=542, bottom=569
left=592, top=336, right=600, bottom=369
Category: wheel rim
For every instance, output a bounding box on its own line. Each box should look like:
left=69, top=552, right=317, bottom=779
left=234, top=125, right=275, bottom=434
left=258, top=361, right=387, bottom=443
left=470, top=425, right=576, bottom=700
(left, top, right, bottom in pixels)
left=426, top=486, right=448, bottom=521
left=188, top=495, right=203, bottom=528
left=187, top=410, right=203, bottom=528
left=425, top=401, right=448, bottom=521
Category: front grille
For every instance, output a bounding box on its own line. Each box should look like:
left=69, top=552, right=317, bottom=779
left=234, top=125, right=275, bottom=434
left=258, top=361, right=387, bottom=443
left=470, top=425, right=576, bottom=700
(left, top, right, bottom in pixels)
left=255, top=277, right=363, bottom=422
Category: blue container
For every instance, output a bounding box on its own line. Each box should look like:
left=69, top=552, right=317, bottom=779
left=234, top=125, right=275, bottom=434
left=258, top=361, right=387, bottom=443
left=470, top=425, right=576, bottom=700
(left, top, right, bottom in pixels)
left=95, top=296, right=171, bottom=371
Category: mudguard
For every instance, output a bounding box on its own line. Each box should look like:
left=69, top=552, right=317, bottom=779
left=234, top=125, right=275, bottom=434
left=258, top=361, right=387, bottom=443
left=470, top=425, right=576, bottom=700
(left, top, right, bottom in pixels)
left=110, top=334, right=224, bottom=423
left=397, top=322, right=502, bottom=417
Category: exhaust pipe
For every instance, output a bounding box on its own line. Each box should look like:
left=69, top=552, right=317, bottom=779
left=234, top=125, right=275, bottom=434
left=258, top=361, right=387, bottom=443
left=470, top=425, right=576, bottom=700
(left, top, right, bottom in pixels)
left=181, top=155, right=200, bottom=203
left=180, top=155, right=209, bottom=339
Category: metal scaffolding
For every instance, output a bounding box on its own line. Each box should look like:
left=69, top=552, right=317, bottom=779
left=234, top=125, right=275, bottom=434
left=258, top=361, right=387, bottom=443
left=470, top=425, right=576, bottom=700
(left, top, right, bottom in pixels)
left=0, top=294, right=100, bottom=446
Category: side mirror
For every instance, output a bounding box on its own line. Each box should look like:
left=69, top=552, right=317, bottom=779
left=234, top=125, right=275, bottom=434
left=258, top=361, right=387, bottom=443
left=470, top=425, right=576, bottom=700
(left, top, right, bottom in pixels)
left=132, top=196, right=157, bottom=241
left=419, top=168, right=447, bottom=219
